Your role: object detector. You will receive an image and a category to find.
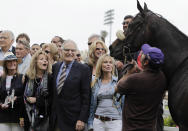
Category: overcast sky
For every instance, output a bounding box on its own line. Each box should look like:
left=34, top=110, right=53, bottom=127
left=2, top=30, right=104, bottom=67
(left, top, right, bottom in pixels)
left=0, top=0, right=188, bottom=50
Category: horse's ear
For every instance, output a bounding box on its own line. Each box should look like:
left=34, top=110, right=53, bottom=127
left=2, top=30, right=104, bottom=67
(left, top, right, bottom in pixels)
left=144, top=3, right=149, bottom=11
left=137, top=0, right=144, bottom=14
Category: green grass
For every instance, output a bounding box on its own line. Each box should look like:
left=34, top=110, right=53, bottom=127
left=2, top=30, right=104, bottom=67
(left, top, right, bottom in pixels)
left=164, top=116, right=176, bottom=127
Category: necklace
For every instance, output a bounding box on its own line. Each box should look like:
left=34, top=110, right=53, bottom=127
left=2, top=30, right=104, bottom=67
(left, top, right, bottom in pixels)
left=35, top=78, right=41, bottom=86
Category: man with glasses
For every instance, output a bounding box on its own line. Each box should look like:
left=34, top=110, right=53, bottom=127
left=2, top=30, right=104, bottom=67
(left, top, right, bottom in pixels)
left=109, top=15, right=133, bottom=78
left=0, top=30, right=16, bottom=74
left=50, top=39, right=91, bottom=131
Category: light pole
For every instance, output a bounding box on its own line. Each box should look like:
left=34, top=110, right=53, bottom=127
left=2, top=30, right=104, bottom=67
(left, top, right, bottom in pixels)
left=100, top=30, right=108, bottom=41
left=104, top=9, right=114, bottom=45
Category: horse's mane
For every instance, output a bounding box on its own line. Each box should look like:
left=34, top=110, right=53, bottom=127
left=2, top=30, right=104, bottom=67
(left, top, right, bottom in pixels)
left=146, top=11, right=188, bottom=39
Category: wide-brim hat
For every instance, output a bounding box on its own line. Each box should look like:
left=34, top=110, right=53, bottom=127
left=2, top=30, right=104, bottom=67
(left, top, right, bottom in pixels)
left=0, top=52, right=22, bottom=66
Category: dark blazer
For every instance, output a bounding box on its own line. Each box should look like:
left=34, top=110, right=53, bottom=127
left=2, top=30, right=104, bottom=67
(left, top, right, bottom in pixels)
left=0, top=74, right=25, bottom=123
left=50, top=61, right=91, bottom=131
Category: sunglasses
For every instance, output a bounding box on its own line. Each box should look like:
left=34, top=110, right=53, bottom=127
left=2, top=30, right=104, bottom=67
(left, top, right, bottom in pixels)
left=88, top=42, right=92, bottom=46
left=45, top=50, right=51, bottom=54
left=96, top=48, right=105, bottom=51
left=122, top=21, right=130, bottom=25
left=76, top=54, right=81, bottom=57
left=51, top=41, right=59, bottom=43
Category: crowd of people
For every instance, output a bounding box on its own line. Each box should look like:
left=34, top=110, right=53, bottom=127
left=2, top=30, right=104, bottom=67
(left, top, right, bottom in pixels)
left=0, top=14, right=167, bottom=131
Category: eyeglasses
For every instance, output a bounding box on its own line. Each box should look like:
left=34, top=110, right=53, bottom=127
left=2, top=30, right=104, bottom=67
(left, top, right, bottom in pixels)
left=63, top=48, right=76, bottom=52
left=76, top=54, right=81, bottom=57
left=96, top=48, right=105, bottom=51
left=0, top=36, right=8, bottom=40
left=45, top=50, right=51, bottom=54
left=88, top=42, right=92, bottom=46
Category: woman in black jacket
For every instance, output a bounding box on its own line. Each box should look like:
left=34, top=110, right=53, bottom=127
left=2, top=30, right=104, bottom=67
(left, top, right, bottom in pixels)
left=0, top=52, right=24, bottom=131
left=23, top=50, right=52, bottom=131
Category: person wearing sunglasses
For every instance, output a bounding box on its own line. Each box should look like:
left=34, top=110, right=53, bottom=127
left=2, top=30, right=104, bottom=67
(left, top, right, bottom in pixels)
left=87, top=40, right=108, bottom=81
left=82, top=34, right=105, bottom=64
left=75, top=50, right=84, bottom=64
left=87, top=34, right=105, bottom=49
left=109, top=15, right=133, bottom=79
left=42, top=43, right=59, bottom=65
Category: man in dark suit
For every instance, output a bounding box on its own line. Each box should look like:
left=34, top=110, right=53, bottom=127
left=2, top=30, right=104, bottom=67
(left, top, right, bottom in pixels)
left=50, top=39, right=91, bottom=131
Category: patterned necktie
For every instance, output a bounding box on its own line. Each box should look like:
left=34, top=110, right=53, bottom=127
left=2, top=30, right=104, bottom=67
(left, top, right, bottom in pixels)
left=57, top=65, right=67, bottom=94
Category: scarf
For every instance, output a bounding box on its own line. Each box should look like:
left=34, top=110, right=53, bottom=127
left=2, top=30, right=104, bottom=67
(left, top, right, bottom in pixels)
left=24, top=72, right=48, bottom=127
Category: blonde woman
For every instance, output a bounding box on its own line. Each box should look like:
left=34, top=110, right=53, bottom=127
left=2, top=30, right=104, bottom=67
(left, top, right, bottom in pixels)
left=42, top=43, right=59, bottom=64
left=0, top=52, right=24, bottom=131
left=87, top=40, right=108, bottom=79
left=23, top=50, right=52, bottom=131
left=88, top=54, right=122, bottom=131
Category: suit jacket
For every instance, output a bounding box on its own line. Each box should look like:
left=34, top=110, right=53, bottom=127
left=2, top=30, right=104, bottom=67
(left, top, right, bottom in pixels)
left=50, top=61, right=91, bottom=131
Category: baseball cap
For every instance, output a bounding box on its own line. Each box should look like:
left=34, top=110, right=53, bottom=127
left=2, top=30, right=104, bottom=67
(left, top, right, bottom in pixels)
left=141, top=44, right=164, bottom=64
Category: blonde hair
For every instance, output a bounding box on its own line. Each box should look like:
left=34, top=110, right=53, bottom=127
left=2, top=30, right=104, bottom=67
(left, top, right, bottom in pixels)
left=88, top=40, right=108, bottom=66
left=91, top=54, right=115, bottom=87
left=26, top=50, right=52, bottom=79
left=42, top=43, right=59, bottom=61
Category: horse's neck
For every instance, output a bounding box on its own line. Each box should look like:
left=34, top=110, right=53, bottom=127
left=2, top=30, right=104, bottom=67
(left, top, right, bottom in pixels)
left=150, top=26, right=188, bottom=81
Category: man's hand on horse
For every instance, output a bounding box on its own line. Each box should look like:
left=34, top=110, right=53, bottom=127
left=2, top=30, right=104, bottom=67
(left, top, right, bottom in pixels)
left=127, top=60, right=141, bottom=74
left=115, top=60, right=124, bottom=70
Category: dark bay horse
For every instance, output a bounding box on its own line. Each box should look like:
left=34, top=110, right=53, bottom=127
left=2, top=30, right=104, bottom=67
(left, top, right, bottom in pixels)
left=125, top=1, right=188, bottom=130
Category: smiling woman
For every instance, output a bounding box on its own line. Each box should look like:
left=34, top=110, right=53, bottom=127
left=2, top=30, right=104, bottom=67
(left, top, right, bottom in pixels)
left=88, top=54, right=122, bottom=131
left=87, top=40, right=108, bottom=78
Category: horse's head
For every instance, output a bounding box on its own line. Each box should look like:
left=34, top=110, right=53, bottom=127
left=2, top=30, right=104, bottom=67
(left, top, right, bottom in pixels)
left=125, top=0, right=152, bottom=53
